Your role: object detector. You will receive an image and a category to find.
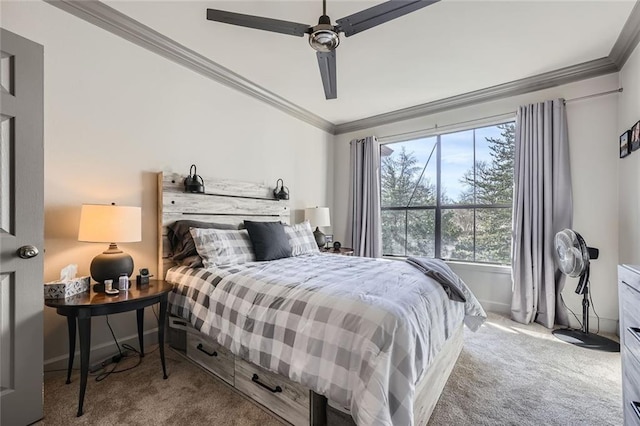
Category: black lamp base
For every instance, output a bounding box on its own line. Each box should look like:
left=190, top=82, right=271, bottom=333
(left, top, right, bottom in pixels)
left=552, top=328, right=620, bottom=352
left=90, top=243, right=134, bottom=288
left=313, top=227, right=326, bottom=248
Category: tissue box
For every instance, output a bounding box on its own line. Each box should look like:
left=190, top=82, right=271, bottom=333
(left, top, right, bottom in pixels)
left=44, top=276, right=90, bottom=299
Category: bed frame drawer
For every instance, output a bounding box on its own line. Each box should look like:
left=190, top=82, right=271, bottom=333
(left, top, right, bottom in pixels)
left=234, top=358, right=310, bottom=426
left=186, top=333, right=235, bottom=386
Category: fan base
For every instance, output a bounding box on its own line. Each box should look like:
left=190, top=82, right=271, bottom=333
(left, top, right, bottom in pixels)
left=552, top=328, right=620, bottom=352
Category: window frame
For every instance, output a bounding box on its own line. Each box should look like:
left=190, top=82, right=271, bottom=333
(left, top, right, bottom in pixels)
left=380, top=119, right=515, bottom=265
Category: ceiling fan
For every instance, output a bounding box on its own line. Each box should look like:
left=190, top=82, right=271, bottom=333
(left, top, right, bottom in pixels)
left=206, top=0, right=440, bottom=100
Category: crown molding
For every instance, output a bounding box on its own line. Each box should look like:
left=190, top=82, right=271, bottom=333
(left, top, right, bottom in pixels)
left=44, top=0, right=336, bottom=134
left=609, top=1, right=640, bottom=69
left=334, top=57, right=617, bottom=135
left=44, top=1, right=637, bottom=138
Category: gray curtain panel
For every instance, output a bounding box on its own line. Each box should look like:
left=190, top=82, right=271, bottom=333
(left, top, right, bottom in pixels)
left=511, top=99, right=573, bottom=328
left=347, top=136, right=383, bottom=258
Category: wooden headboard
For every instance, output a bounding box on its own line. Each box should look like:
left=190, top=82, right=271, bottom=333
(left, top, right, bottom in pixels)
left=157, top=172, right=290, bottom=278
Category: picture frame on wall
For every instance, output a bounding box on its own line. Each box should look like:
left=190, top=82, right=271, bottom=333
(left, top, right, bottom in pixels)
left=620, top=130, right=631, bottom=158
left=631, top=121, right=640, bottom=152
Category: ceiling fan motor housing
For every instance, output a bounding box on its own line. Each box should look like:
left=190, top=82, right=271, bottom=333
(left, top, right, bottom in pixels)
left=309, top=15, right=340, bottom=52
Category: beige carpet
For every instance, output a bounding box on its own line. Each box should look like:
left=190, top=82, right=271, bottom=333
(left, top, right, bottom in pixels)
left=40, top=313, right=622, bottom=425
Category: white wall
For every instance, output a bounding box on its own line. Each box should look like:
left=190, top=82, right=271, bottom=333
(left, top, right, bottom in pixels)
left=618, top=44, right=640, bottom=266
left=1, top=1, right=333, bottom=366
left=334, top=74, right=621, bottom=332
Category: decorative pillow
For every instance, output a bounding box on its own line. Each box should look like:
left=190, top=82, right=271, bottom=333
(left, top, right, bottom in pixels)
left=168, top=220, right=238, bottom=261
left=243, top=221, right=292, bottom=261
left=190, top=228, right=256, bottom=267
left=284, top=221, right=320, bottom=256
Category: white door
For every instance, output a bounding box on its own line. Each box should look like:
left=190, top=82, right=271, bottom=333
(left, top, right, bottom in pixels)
left=0, top=28, right=44, bottom=425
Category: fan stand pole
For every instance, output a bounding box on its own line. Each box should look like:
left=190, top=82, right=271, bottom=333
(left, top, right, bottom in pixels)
left=552, top=267, right=619, bottom=352
left=581, top=275, right=589, bottom=334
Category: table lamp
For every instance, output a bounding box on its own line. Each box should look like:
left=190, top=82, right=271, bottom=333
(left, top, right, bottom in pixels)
left=78, top=204, right=141, bottom=286
left=305, top=207, right=330, bottom=248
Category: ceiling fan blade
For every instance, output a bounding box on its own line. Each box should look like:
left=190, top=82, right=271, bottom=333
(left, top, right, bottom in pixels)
left=206, top=9, right=310, bottom=37
left=316, top=51, right=337, bottom=100
left=336, top=0, right=440, bottom=37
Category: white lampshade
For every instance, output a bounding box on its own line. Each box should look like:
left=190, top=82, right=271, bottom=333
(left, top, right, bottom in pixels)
left=305, top=207, right=331, bottom=228
left=78, top=204, right=141, bottom=243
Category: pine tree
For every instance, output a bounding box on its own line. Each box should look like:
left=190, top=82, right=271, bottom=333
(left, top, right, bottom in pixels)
left=451, top=123, right=515, bottom=263
left=380, top=123, right=515, bottom=263
left=381, top=146, right=436, bottom=256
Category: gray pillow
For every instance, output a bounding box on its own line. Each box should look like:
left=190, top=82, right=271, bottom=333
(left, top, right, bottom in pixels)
left=244, top=221, right=292, bottom=261
left=168, top=220, right=238, bottom=261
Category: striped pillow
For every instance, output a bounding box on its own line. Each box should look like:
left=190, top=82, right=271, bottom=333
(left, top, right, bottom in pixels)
left=284, top=221, right=320, bottom=256
left=190, top=228, right=256, bottom=267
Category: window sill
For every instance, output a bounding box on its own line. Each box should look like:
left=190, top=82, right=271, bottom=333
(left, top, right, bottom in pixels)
left=382, top=256, right=512, bottom=275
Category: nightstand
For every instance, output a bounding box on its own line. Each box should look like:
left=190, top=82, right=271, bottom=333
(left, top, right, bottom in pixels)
left=321, top=247, right=354, bottom=256
left=44, top=280, right=173, bottom=417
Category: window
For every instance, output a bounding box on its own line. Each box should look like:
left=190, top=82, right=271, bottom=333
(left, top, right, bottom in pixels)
left=380, top=122, right=515, bottom=265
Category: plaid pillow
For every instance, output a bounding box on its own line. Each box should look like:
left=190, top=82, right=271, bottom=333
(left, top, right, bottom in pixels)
left=284, top=221, right=320, bottom=256
left=190, top=228, right=256, bottom=267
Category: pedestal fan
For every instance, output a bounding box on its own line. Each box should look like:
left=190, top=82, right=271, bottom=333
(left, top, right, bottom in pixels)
left=553, top=229, right=619, bottom=352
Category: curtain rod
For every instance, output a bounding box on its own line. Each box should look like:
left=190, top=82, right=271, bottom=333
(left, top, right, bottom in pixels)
left=564, top=87, right=623, bottom=104
left=378, top=87, right=623, bottom=143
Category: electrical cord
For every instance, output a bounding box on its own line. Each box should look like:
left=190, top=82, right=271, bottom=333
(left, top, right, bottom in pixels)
left=587, top=279, right=601, bottom=334
left=105, top=315, right=123, bottom=358
left=560, top=292, right=583, bottom=330
left=94, top=311, right=164, bottom=381
left=47, top=303, right=163, bottom=377
left=559, top=276, right=602, bottom=335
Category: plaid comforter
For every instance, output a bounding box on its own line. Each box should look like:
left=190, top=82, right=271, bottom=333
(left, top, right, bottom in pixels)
left=167, top=254, right=485, bottom=425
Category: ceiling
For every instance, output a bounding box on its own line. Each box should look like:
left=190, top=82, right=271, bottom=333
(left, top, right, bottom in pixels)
left=105, top=0, right=636, bottom=125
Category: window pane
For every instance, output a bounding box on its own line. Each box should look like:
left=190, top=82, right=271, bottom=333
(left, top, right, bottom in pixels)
left=381, top=137, right=437, bottom=208
left=379, top=121, right=515, bottom=265
left=382, top=210, right=407, bottom=256
left=440, top=130, right=474, bottom=205
left=381, top=209, right=435, bottom=256
left=406, top=210, right=435, bottom=257
left=475, top=123, right=515, bottom=205
left=441, top=208, right=474, bottom=261
left=476, top=208, right=512, bottom=264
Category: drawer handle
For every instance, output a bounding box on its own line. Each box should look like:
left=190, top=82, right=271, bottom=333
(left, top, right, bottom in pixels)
left=173, top=320, right=187, bottom=327
left=196, top=343, right=217, bottom=357
left=632, top=401, right=640, bottom=419
left=628, top=327, right=640, bottom=343
left=251, top=374, right=282, bottom=393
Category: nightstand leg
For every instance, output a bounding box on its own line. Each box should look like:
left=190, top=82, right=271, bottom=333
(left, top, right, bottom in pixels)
left=66, top=314, right=76, bottom=384
left=77, top=309, right=91, bottom=417
left=136, top=308, right=145, bottom=357
left=158, top=296, right=168, bottom=379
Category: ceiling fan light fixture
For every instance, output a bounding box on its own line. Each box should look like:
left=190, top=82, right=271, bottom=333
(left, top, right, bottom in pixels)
left=309, top=24, right=340, bottom=52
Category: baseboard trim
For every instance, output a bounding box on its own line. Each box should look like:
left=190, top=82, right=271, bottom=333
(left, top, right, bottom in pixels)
left=44, top=328, right=159, bottom=371
left=479, top=300, right=511, bottom=315
left=565, top=316, right=619, bottom=336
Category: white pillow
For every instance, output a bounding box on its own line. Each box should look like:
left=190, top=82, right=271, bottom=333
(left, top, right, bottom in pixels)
left=284, top=221, right=320, bottom=256
left=190, top=228, right=255, bottom=267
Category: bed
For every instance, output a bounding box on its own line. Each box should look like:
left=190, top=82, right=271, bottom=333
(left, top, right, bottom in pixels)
left=157, top=172, right=486, bottom=425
